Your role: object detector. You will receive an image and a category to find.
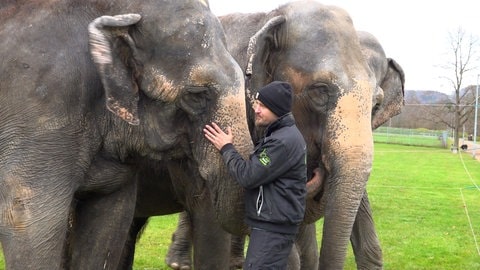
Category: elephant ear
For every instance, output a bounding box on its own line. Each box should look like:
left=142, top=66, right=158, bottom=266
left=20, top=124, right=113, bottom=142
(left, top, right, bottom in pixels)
left=88, top=14, right=142, bottom=125
left=371, top=58, right=405, bottom=129
left=245, top=15, right=286, bottom=97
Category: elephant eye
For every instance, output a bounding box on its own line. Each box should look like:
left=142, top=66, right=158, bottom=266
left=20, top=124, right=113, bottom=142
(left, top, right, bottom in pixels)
left=305, top=83, right=329, bottom=108
left=186, top=86, right=210, bottom=94
left=178, top=86, right=214, bottom=116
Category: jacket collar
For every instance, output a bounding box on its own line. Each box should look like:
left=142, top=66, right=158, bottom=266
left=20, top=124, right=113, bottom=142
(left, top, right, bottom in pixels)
left=265, top=113, right=295, bottom=137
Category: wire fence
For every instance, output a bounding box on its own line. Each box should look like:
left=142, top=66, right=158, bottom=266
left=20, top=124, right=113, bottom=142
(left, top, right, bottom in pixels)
left=373, top=126, right=450, bottom=148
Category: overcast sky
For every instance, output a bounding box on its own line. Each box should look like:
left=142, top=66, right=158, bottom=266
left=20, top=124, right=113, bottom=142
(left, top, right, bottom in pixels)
left=208, top=0, right=480, bottom=94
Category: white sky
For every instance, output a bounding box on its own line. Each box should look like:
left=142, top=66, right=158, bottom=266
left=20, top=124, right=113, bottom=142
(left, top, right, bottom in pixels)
left=208, top=0, right=480, bottom=94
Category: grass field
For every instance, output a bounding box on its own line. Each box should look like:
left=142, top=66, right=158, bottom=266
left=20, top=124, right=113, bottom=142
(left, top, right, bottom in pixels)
left=373, top=127, right=448, bottom=148
left=132, top=143, right=480, bottom=269
left=365, top=143, right=480, bottom=269
left=1, top=143, right=480, bottom=269
left=373, top=133, right=446, bottom=148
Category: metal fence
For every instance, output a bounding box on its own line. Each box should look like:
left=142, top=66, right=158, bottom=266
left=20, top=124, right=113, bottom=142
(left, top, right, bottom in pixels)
left=373, top=127, right=450, bottom=148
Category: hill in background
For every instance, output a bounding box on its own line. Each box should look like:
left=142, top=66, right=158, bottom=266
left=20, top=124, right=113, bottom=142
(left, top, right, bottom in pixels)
left=405, top=90, right=452, bottom=104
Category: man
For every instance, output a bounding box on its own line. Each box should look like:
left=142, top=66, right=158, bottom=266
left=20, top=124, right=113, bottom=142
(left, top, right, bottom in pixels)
left=203, top=81, right=307, bottom=269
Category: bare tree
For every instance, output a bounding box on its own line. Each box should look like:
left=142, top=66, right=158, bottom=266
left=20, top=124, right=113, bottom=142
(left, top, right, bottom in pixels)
left=442, top=27, right=479, bottom=150
left=459, top=85, right=479, bottom=137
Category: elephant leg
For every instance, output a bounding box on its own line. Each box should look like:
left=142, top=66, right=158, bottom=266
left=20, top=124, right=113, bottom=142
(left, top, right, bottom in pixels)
left=296, top=223, right=319, bottom=270
left=118, top=217, right=149, bottom=270
left=286, top=240, right=301, bottom=270
left=190, top=200, right=231, bottom=270
left=230, top=234, right=245, bottom=269
left=69, top=180, right=137, bottom=269
left=350, top=191, right=383, bottom=270
left=166, top=211, right=193, bottom=270
left=167, top=211, right=245, bottom=270
left=0, top=182, right=74, bottom=269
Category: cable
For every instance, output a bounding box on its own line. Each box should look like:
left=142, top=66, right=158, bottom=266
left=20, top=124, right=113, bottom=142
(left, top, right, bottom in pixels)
left=460, top=188, right=480, bottom=256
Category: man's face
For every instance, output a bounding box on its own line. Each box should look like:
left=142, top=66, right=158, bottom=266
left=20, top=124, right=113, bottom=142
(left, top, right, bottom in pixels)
left=253, top=100, right=278, bottom=127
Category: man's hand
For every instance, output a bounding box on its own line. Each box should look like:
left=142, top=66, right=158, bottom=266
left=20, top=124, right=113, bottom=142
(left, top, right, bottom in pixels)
left=203, top=122, right=233, bottom=151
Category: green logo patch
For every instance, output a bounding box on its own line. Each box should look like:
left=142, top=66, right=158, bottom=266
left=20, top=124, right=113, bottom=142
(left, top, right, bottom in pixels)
left=259, top=148, right=271, bottom=166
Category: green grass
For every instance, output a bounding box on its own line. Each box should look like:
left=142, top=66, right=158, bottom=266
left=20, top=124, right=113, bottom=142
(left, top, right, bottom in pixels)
left=373, top=132, right=446, bottom=148
left=1, top=143, right=480, bottom=269
left=365, top=143, right=480, bottom=269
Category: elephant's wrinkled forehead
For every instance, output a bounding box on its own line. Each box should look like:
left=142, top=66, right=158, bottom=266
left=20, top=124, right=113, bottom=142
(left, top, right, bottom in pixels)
left=190, top=58, right=244, bottom=94
left=283, top=1, right=352, bottom=28
left=282, top=67, right=338, bottom=91
left=281, top=2, right=356, bottom=48
left=140, top=4, right=220, bottom=49
left=147, top=67, right=179, bottom=102
left=189, top=64, right=220, bottom=87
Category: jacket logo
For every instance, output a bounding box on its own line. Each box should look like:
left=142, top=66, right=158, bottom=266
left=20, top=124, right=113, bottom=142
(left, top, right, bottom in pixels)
left=259, top=148, right=271, bottom=166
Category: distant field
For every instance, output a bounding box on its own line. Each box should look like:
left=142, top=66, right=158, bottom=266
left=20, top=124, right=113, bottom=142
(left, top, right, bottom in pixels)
left=1, top=143, right=480, bottom=269
left=373, top=127, right=448, bottom=148
left=374, top=132, right=446, bottom=147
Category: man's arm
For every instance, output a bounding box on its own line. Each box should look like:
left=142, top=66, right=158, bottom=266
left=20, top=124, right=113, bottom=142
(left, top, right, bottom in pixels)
left=203, top=122, right=290, bottom=188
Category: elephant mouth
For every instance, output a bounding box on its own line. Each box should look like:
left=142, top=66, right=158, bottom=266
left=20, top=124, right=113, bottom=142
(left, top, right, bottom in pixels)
left=306, top=167, right=324, bottom=200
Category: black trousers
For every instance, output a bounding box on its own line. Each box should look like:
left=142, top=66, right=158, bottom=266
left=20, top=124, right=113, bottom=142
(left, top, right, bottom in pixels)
left=244, top=228, right=296, bottom=270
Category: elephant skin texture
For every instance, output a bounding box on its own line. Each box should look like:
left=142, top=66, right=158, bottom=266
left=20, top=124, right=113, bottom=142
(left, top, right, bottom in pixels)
left=125, top=1, right=406, bottom=270
left=217, top=1, right=405, bottom=269
left=0, top=0, right=253, bottom=269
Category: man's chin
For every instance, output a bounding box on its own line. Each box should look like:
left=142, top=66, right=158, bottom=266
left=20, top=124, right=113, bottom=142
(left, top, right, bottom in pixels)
left=255, top=120, right=268, bottom=127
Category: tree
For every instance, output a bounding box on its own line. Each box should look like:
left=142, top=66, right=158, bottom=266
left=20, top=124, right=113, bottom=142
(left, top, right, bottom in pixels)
left=442, top=27, right=479, bottom=151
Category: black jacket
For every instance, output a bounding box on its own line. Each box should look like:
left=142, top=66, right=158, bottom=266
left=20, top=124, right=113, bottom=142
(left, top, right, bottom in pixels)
left=220, top=113, right=307, bottom=234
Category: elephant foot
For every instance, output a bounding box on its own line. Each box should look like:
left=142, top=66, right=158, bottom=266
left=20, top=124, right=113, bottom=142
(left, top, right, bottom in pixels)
left=229, top=258, right=244, bottom=270
left=165, top=232, right=192, bottom=270
left=229, top=235, right=245, bottom=269
left=166, top=253, right=191, bottom=270
left=167, top=262, right=191, bottom=270
left=229, top=253, right=244, bottom=270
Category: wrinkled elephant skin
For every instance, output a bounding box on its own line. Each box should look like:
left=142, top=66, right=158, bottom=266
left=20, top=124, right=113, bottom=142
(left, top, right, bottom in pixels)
left=0, top=1, right=252, bottom=269
left=218, top=1, right=404, bottom=269
left=126, top=2, right=405, bottom=270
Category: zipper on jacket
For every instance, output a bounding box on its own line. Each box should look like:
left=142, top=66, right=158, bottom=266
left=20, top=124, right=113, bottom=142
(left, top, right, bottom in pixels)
left=256, top=185, right=264, bottom=216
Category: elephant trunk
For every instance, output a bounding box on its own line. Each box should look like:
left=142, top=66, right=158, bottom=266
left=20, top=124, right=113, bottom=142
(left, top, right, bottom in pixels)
left=319, top=83, right=374, bottom=269
left=197, top=85, right=253, bottom=235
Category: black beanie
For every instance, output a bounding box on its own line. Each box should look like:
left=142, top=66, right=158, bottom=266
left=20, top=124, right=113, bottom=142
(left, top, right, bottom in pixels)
left=256, top=81, right=293, bottom=117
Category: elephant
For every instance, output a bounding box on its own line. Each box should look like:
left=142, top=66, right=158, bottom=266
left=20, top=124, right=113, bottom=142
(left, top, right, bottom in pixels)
left=216, top=2, right=405, bottom=269
left=359, top=30, right=405, bottom=130
left=162, top=28, right=405, bottom=270
left=0, top=0, right=254, bottom=269
left=122, top=1, right=405, bottom=269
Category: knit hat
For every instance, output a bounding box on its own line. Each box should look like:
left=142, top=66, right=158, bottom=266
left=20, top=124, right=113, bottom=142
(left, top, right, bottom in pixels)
left=256, top=81, right=293, bottom=117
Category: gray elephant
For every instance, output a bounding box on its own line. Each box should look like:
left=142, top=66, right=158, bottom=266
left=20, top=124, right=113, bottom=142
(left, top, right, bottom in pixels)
left=217, top=2, right=405, bottom=269
left=0, top=0, right=253, bottom=269
left=163, top=27, right=405, bottom=270
left=118, top=2, right=405, bottom=269
left=125, top=2, right=405, bottom=269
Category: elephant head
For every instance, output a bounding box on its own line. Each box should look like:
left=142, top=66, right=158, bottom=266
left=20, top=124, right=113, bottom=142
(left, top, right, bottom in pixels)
left=220, top=1, right=380, bottom=268
left=358, top=31, right=405, bottom=129
left=87, top=1, right=252, bottom=234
